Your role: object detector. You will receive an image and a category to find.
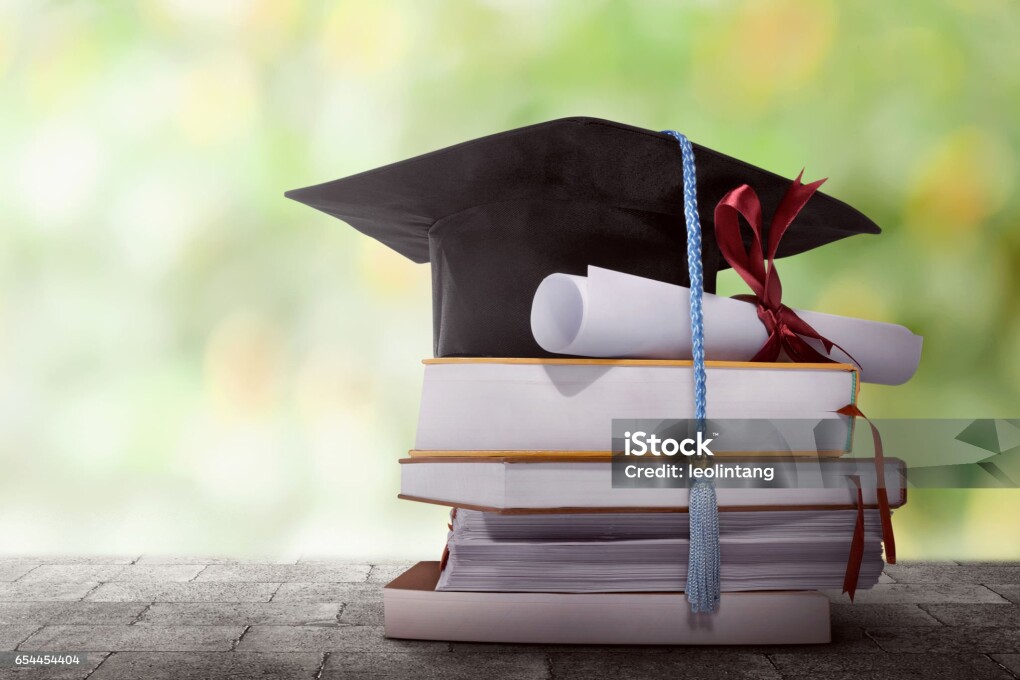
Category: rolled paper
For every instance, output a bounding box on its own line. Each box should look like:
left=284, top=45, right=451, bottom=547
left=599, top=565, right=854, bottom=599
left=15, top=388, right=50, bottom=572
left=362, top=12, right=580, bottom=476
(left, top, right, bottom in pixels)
left=530, top=266, right=922, bottom=386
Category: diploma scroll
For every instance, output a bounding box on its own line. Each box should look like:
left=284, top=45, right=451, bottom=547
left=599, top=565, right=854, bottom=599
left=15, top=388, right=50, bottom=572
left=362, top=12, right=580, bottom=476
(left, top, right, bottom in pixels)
left=530, top=267, right=922, bottom=386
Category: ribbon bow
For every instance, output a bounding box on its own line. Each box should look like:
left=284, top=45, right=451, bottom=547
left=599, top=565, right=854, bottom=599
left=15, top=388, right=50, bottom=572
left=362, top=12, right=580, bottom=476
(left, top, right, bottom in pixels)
left=714, top=172, right=854, bottom=365
left=715, top=175, right=895, bottom=598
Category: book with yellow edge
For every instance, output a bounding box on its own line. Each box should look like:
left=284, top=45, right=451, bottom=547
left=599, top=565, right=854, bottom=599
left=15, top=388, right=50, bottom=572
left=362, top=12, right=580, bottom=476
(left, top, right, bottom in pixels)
left=415, top=358, right=860, bottom=455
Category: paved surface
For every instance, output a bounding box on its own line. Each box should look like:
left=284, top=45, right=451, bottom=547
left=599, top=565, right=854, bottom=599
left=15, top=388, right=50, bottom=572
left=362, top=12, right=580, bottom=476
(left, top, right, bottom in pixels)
left=1, top=558, right=1019, bottom=679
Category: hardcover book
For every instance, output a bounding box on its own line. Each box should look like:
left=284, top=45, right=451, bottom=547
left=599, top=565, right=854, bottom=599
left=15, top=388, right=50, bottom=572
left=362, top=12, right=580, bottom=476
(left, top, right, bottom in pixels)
left=384, top=562, right=831, bottom=645
left=415, top=358, right=859, bottom=454
left=399, top=456, right=906, bottom=512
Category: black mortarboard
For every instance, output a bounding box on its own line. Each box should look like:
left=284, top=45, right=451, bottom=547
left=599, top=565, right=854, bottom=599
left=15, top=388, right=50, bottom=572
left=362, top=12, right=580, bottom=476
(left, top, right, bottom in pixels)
left=286, top=117, right=880, bottom=358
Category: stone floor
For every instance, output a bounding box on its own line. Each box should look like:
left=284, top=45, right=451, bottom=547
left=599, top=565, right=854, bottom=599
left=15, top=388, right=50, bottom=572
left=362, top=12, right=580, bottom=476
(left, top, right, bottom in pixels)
left=1, top=558, right=1019, bottom=679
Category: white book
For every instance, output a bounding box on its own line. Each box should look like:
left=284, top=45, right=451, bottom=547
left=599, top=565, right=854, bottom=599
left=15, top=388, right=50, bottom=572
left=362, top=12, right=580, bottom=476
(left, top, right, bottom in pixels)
left=415, top=359, right=860, bottom=453
left=385, top=562, right=832, bottom=645
left=400, top=458, right=906, bottom=511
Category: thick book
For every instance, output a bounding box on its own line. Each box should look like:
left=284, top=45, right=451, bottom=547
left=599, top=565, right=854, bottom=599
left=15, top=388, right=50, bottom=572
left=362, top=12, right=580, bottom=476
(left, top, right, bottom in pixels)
left=437, top=508, right=884, bottom=593
left=385, top=562, right=831, bottom=645
left=399, top=456, right=907, bottom=512
left=414, top=358, right=860, bottom=454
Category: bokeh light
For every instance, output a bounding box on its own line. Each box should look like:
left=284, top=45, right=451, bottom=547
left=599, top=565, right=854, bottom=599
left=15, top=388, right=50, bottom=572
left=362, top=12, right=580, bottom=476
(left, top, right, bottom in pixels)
left=0, top=0, right=1017, bottom=559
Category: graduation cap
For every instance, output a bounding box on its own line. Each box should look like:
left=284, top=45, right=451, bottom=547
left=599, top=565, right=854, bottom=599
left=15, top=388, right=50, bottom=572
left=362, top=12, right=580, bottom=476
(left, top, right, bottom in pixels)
left=286, top=117, right=880, bottom=358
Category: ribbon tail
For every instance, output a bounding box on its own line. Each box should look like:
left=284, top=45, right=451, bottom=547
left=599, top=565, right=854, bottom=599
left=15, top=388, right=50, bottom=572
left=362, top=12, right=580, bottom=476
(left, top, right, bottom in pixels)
left=838, top=404, right=896, bottom=564
left=842, top=474, right=866, bottom=601
left=820, top=338, right=865, bottom=375
left=781, top=309, right=866, bottom=371
left=766, top=172, right=827, bottom=259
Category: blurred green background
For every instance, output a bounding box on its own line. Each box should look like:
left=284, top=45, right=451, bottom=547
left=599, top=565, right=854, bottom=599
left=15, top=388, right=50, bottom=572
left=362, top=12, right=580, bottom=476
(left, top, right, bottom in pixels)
left=0, top=0, right=1017, bottom=559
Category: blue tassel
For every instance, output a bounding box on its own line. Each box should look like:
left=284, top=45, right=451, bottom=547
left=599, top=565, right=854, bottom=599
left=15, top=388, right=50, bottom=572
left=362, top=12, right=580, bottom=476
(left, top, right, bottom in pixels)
left=687, top=478, right=721, bottom=612
left=662, top=130, right=721, bottom=613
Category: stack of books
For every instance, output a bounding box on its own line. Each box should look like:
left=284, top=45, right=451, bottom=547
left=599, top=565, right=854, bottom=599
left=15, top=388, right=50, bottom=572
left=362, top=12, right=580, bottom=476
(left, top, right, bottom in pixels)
left=384, top=359, right=905, bottom=645
left=285, top=117, right=917, bottom=645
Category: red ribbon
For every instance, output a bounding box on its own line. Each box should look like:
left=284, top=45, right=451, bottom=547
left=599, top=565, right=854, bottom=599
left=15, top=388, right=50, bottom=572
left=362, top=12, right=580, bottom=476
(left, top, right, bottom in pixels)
left=836, top=404, right=897, bottom=601
left=714, top=174, right=895, bottom=597
left=838, top=404, right=896, bottom=565
left=713, top=172, right=857, bottom=366
left=843, top=475, right=866, bottom=601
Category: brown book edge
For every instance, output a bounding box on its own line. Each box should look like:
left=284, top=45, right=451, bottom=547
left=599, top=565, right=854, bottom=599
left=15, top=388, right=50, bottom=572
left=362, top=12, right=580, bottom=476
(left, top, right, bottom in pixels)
left=400, top=455, right=904, bottom=466
left=397, top=494, right=904, bottom=514
left=398, top=457, right=907, bottom=506
left=406, top=450, right=848, bottom=460
left=422, top=358, right=857, bottom=371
